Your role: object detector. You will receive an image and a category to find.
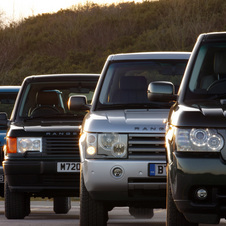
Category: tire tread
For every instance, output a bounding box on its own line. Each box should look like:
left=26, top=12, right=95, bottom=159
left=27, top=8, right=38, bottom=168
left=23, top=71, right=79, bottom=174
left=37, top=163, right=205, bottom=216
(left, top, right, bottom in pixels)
left=54, top=197, right=71, bottom=214
left=80, top=171, right=108, bottom=226
left=5, top=180, right=26, bottom=219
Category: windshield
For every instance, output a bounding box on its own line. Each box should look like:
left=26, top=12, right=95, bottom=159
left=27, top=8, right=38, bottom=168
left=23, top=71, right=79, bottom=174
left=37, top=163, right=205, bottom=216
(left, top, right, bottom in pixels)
left=185, top=42, right=226, bottom=104
left=97, top=60, right=188, bottom=110
left=0, top=93, right=18, bottom=117
left=18, top=80, right=97, bottom=120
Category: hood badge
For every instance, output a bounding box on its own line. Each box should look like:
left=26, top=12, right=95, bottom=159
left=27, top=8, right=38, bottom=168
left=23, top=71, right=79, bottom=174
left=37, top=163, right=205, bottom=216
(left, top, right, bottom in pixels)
left=46, top=132, right=78, bottom=136
left=134, top=126, right=165, bottom=131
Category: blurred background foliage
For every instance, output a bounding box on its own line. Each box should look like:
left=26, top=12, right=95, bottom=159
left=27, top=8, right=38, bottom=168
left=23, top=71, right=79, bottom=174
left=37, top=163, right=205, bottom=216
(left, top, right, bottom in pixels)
left=0, top=0, right=226, bottom=85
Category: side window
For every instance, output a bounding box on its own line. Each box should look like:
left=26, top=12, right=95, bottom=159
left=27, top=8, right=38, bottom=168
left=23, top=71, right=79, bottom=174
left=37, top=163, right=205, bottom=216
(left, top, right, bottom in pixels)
left=0, top=93, right=18, bottom=117
left=17, top=79, right=98, bottom=119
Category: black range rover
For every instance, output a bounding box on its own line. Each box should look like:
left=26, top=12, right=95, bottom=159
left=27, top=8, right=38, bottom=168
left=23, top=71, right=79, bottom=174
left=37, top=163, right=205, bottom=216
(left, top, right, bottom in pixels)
left=1, top=73, right=99, bottom=219
left=149, top=32, right=226, bottom=225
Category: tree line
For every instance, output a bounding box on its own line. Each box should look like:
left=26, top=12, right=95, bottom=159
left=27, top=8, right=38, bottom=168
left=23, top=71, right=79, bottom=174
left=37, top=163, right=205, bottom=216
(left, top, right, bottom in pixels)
left=0, top=0, right=225, bottom=85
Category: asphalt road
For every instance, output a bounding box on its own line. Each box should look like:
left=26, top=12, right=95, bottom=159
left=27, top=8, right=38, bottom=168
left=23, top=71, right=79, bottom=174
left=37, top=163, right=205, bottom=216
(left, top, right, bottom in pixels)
left=0, top=200, right=225, bottom=225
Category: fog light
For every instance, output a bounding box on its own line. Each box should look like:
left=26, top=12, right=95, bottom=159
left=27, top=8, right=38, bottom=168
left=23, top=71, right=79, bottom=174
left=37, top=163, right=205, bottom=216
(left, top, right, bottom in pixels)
left=196, top=188, right=207, bottom=200
left=87, top=146, right=96, bottom=155
left=112, top=167, right=123, bottom=178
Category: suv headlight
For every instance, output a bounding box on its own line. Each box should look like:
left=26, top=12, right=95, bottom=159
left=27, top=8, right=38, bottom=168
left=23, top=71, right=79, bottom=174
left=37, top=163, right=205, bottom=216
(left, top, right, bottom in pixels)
left=175, top=128, right=224, bottom=152
left=17, top=137, right=42, bottom=153
left=83, top=133, right=127, bottom=158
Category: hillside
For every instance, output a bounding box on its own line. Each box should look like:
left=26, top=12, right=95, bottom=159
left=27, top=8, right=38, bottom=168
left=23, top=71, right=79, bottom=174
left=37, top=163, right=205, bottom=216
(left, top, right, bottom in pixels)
left=0, top=0, right=226, bottom=85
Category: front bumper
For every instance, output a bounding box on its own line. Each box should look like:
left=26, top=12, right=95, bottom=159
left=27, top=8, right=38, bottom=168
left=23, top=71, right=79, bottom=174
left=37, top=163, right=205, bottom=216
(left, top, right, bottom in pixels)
left=82, top=159, right=166, bottom=206
left=3, top=160, right=80, bottom=197
left=170, top=153, right=226, bottom=224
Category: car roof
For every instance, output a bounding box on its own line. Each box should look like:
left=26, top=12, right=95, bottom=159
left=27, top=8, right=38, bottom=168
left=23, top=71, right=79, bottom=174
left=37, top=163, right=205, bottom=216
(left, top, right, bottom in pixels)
left=108, top=51, right=191, bottom=61
left=24, top=73, right=100, bottom=82
left=199, top=31, right=226, bottom=41
left=0, top=86, right=20, bottom=92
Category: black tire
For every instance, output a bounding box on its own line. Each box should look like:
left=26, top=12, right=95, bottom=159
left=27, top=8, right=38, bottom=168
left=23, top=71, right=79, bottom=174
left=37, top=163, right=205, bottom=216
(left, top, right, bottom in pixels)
left=54, top=197, right=71, bottom=214
left=80, top=171, right=108, bottom=226
left=0, top=183, right=4, bottom=198
left=129, top=206, right=154, bottom=219
left=0, top=146, right=5, bottom=198
left=166, top=166, right=198, bottom=226
left=4, top=180, right=26, bottom=219
left=25, top=194, right=31, bottom=216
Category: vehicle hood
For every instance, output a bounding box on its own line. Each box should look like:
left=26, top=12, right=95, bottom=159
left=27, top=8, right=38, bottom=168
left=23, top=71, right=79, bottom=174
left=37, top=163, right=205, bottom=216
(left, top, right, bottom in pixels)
left=83, top=109, right=169, bottom=133
left=13, top=117, right=83, bottom=127
left=170, top=103, right=226, bottom=127
left=23, top=125, right=80, bottom=132
left=9, top=124, right=80, bottom=133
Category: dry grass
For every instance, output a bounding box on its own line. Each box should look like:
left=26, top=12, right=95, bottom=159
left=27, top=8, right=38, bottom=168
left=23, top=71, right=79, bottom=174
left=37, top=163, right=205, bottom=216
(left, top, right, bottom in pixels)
left=0, top=0, right=226, bottom=85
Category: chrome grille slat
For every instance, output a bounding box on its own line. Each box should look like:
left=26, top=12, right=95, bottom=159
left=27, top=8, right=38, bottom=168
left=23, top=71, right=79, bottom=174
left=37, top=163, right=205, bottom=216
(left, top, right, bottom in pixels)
left=44, top=137, right=79, bottom=156
left=129, top=147, right=165, bottom=152
left=129, top=134, right=165, bottom=138
left=129, top=141, right=164, bottom=145
left=128, top=133, right=165, bottom=158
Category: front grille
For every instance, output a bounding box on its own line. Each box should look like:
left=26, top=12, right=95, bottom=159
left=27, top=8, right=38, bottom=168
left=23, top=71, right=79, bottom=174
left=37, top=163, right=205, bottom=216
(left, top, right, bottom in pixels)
left=43, top=136, right=79, bottom=156
left=128, top=133, right=166, bottom=159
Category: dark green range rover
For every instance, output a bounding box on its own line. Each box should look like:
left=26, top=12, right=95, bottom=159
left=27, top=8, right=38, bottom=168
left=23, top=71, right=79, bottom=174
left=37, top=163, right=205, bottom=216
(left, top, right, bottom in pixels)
left=1, top=74, right=99, bottom=219
left=148, top=32, right=226, bottom=225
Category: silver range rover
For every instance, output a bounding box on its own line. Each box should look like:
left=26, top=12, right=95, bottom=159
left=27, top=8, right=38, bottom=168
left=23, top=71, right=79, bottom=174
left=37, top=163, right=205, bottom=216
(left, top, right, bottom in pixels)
left=70, top=52, right=190, bottom=225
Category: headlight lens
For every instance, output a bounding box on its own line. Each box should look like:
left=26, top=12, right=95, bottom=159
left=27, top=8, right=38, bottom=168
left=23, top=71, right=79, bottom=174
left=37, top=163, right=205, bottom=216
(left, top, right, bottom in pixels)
left=190, top=129, right=208, bottom=146
left=175, top=128, right=224, bottom=152
left=98, top=133, right=127, bottom=158
left=84, top=133, right=127, bottom=158
left=112, top=142, right=126, bottom=157
left=99, top=133, right=119, bottom=150
left=17, top=137, right=42, bottom=153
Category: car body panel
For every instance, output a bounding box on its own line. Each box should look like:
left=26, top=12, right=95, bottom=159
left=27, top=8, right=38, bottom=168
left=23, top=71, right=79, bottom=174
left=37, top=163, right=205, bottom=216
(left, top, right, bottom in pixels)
left=80, top=52, right=191, bottom=209
left=0, top=86, right=20, bottom=197
left=166, top=32, right=226, bottom=224
left=3, top=74, right=99, bottom=198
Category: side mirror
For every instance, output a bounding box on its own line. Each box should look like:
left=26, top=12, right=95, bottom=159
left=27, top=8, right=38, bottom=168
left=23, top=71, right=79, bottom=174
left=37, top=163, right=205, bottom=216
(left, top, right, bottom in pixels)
left=147, top=81, right=177, bottom=102
left=68, top=95, right=90, bottom=111
left=0, top=112, right=9, bottom=127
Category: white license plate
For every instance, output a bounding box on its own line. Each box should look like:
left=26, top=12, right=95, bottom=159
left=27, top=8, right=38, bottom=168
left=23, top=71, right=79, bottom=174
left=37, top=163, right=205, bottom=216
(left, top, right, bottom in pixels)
left=57, top=162, right=80, bottom=172
left=149, top=163, right=166, bottom=176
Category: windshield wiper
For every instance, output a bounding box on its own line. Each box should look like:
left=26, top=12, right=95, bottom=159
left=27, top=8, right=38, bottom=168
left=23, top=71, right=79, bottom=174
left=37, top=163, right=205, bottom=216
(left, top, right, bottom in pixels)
left=209, top=93, right=226, bottom=100
left=23, top=114, right=79, bottom=122
left=97, top=102, right=173, bottom=110
left=24, top=115, right=58, bottom=121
